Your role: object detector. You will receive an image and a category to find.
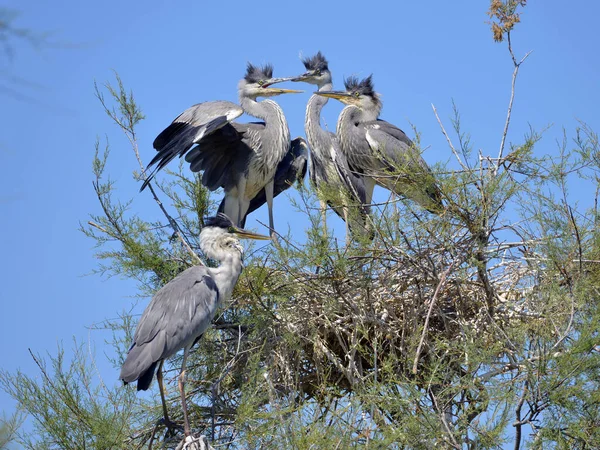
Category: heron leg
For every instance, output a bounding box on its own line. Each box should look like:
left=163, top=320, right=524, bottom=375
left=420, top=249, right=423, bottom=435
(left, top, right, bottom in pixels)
left=156, top=360, right=171, bottom=424
left=265, top=180, right=276, bottom=238
left=364, top=177, right=376, bottom=206
left=236, top=177, right=247, bottom=227
left=179, top=347, right=192, bottom=437
left=343, top=206, right=351, bottom=246
left=319, top=199, right=328, bottom=239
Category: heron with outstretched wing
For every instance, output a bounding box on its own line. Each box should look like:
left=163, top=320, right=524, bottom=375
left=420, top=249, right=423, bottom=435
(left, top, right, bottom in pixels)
left=142, top=63, right=303, bottom=236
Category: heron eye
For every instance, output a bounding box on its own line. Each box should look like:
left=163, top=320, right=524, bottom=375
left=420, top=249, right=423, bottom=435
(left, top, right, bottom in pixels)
left=258, top=80, right=264, bottom=86
left=315, top=70, right=321, bottom=76
left=228, top=226, right=235, bottom=233
left=354, top=91, right=360, bottom=98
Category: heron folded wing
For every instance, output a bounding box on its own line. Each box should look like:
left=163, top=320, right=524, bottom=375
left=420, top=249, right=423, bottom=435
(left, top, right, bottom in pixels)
left=119, top=330, right=166, bottom=384
left=132, top=266, right=217, bottom=349
left=364, top=126, right=425, bottom=174
left=120, top=266, right=220, bottom=388
left=369, top=120, right=413, bottom=147
left=329, top=140, right=368, bottom=208
left=365, top=123, right=442, bottom=211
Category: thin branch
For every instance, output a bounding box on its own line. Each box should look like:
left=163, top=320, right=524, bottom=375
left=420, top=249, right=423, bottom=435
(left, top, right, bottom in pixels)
left=496, top=32, right=533, bottom=174
left=412, top=261, right=455, bottom=374
left=513, top=381, right=528, bottom=450
left=432, top=103, right=469, bottom=172
left=94, top=79, right=202, bottom=265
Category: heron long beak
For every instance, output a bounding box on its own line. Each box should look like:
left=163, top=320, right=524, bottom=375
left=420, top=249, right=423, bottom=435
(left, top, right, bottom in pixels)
left=262, top=87, right=304, bottom=94
left=290, top=72, right=311, bottom=82
left=233, top=227, right=272, bottom=240
left=314, top=90, right=354, bottom=103
left=262, top=76, right=295, bottom=87
left=259, top=77, right=304, bottom=95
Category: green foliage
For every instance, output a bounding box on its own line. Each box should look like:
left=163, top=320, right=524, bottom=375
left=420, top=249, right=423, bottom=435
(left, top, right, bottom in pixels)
left=0, top=341, right=138, bottom=449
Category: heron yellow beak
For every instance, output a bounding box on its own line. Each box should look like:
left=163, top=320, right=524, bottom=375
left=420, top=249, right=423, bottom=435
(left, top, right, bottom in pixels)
left=233, top=227, right=272, bottom=240
left=314, top=90, right=356, bottom=104
left=263, top=88, right=304, bottom=94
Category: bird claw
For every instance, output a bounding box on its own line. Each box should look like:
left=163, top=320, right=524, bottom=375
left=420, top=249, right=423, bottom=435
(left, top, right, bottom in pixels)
left=159, top=416, right=184, bottom=432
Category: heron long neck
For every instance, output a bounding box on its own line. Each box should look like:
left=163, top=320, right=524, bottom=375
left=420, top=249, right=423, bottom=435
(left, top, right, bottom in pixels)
left=305, top=83, right=333, bottom=164
left=200, top=230, right=244, bottom=305
left=240, top=96, right=290, bottom=165
left=210, top=254, right=243, bottom=305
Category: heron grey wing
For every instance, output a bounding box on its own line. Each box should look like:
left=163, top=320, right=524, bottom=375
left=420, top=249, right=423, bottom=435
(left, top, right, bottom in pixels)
left=290, top=137, right=309, bottom=186
left=363, top=124, right=429, bottom=174
left=120, top=266, right=219, bottom=382
left=141, top=101, right=243, bottom=190
left=365, top=123, right=443, bottom=211
left=328, top=139, right=370, bottom=214
left=368, top=120, right=414, bottom=147
left=184, top=123, right=252, bottom=191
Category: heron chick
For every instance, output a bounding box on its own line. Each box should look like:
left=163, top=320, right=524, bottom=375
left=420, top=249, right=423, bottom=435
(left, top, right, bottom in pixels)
left=291, top=51, right=373, bottom=242
left=316, top=75, right=443, bottom=214
left=143, top=63, right=303, bottom=236
left=120, top=214, right=270, bottom=436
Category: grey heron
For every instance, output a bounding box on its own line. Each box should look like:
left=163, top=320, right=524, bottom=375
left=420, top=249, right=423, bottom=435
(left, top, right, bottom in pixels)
left=217, top=137, right=308, bottom=228
left=291, top=52, right=373, bottom=241
left=316, top=75, right=443, bottom=214
left=142, top=63, right=303, bottom=236
left=120, top=214, right=270, bottom=437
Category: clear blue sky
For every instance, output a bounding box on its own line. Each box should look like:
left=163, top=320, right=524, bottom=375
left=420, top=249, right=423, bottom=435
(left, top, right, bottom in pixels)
left=1, top=0, right=599, bottom=443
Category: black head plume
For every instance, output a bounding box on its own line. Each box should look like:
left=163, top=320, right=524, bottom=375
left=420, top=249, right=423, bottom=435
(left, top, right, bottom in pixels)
left=245, top=62, right=274, bottom=83
left=204, top=213, right=235, bottom=230
left=302, top=51, right=329, bottom=72
left=344, top=75, right=375, bottom=96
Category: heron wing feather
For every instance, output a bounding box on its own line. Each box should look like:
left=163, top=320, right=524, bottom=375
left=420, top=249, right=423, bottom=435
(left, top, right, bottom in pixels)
left=141, top=102, right=243, bottom=190
left=119, top=266, right=219, bottom=383
left=364, top=122, right=442, bottom=211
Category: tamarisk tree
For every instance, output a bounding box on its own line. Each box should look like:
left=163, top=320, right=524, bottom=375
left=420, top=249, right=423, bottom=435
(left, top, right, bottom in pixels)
left=2, top=2, right=600, bottom=448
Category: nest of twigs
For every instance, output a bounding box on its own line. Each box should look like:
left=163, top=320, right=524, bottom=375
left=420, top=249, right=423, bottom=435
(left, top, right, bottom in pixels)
left=253, top=241, right=534, bottom=400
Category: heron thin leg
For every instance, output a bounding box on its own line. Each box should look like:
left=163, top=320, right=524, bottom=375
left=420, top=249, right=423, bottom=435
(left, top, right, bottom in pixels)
left=156, top=360, right=171, bottom=424
left=179, top=347, right=192, bottom=437
left=236, top=178, right=247, bottom=227
left=343, top=206, right=351, bottom=246
left=265, top=180, right=276, bottom=238
left=364, top=177, right=376, bottom=206
left=319, top=199, right=328, bottom=239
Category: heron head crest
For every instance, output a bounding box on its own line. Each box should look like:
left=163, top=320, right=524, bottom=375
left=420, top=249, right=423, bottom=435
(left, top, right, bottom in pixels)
left=302, top=51, right=329, bottom=72
left=244, top=63, right=274, bottom=84
left=344, top=75, right=375, bottom=97
left=204, top=213, right=235, bottom=230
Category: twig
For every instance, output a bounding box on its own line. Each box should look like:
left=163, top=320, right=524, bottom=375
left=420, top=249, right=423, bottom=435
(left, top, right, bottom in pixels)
left=412, top=261, right=455, bottom=374
left=95, top=79, right=202, bottom=265
left=88, top=220, right=110, bottom=236
left=432, top=103, right=469, bottom=172
left=128, top=135, right=201, bottom=266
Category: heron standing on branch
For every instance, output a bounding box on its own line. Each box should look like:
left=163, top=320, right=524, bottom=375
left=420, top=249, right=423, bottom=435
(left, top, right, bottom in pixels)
left=120, top=214, right=271, bottom=437
left=142, top=63, right=303, bottom=236
left=316, top=75, right=443, bottom=214
left=217, top=137, right=308, bottom=228
left=291, top=52, right=372, bottom=241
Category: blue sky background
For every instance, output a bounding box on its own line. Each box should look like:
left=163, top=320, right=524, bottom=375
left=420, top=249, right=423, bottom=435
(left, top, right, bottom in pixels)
left=1, top=0, right=599, bottom=445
